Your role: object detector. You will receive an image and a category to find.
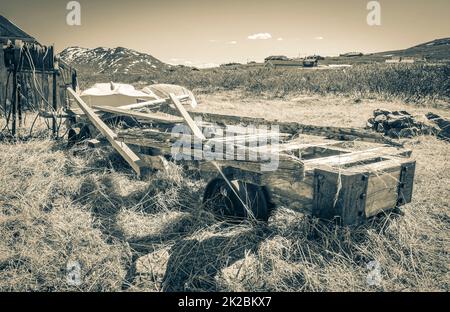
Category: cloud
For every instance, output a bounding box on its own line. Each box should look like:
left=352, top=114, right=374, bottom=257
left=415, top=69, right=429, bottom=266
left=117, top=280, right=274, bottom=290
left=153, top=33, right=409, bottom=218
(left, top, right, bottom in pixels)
left=183, top=60, right=193, bottom=65
left=314, top=36, right=324, bottom=40
left=209, top=39, right=219, bottom=43
left=277, top=37, right=283, bottom=41
left=248, top=33, right=272, bottom=40
left=227, top=41, right=238, bottom=45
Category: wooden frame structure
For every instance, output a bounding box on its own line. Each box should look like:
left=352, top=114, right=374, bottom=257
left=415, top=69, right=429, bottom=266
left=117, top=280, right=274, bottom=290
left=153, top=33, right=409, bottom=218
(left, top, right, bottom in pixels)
left=66, top=89, right=416, bottom=225
left=1, top=40, right=78, bottom=138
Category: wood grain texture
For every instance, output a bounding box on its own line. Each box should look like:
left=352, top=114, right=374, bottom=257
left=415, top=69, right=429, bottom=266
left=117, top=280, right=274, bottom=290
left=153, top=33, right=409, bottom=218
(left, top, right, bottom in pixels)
left=169, top=93, right=206, bottom=140
left=67, top=88, right=149, bottom=177
left=92, top=105, right=183, bottom=124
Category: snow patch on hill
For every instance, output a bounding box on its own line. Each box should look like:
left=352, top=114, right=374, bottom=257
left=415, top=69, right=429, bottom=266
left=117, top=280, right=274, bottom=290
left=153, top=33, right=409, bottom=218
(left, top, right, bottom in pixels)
left=59, top=46, right=172, bottom=75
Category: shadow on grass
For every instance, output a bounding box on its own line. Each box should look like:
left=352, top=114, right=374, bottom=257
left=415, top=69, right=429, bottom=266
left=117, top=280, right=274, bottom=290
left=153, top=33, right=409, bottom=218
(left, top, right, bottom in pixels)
left=73, top=161, right=269, bottom=291
left=71, top=146, right=407, bottom=291
left=161, top=225, right=268, bottom=292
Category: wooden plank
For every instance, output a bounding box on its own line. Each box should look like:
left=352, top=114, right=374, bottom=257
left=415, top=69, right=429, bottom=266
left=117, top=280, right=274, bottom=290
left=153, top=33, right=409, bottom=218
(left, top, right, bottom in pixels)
left=313, top=169, right=369, bottom=225
left=118, top=132, right=303, bottom=170
left=266, top=177, right=314, bottom=213
left=67, top=88, right=118, bottom=140
left=397, top=161, right=416, bottom=205
left=51, top=71, right=57, bottom=135
left=349, top=159, right=404, bottom=218
left=117, top=128, right=290, bottom=146
left=276, top=138, right=351, bottom=152
left=308, top=154, right=414, bottom=220
left=304, top=147, right=411, bottom=170
left=67, top=88, right=149, bottom=177
left=92, top=105, right=184, bottom=124
left=357, top=158, right=415, bottom=217
left=189, top=111, right=404, bottom=147
left=117, top=94, right=190, bottom=110
left=365, top=170, right=401, bottom=217
left=169, top=93, right=206, bottom=140
left=199, top=157, right=304, bottom=185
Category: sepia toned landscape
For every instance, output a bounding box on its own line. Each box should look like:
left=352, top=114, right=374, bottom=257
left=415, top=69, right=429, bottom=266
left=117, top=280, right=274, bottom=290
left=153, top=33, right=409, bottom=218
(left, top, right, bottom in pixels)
left=0, top=0, right=449, bottom=293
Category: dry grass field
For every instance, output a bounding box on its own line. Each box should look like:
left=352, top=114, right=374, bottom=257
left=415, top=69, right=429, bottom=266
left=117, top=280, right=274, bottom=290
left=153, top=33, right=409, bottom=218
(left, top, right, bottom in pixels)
left=0, top=92, right=448, bottom=292
left=85, top=63, right=450, bottom=104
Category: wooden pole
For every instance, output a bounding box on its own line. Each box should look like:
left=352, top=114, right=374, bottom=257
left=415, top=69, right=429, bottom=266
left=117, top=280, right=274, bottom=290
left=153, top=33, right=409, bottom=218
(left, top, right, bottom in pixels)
left=11, top=68, right=17, bottom=137
left=67, top=87, right=149, bottom=177
left=71, top=71, right=78, bottom=91
left=52, top=70, right=57, bottom=136
left=17, top=81, right=22, bottom=127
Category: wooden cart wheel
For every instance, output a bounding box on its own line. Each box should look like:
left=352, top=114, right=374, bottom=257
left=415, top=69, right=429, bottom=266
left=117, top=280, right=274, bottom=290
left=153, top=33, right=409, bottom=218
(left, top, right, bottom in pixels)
left=203, top=178, right=269, bottom=222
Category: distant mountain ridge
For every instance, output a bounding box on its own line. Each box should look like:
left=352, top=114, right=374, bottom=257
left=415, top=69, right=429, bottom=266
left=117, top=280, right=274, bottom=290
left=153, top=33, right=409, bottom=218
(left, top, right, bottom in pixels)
left=59, top=46, right=171, bottom=75
left=373, top=37, right=450, bottom=60
left=59, top=37, right=450, bottom=76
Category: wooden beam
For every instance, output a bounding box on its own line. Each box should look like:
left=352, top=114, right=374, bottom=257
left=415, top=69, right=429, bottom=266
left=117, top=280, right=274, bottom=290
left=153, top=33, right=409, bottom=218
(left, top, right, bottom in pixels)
left=169, top=93, right=206, bottom=140
left=11, top=69, right=17, bottom=137
left=92, top=105, right=184, bottom=124
left=67, top=89, right=117, bottom=139
left=117, top=128, right=290, bottom=145
left=304, top=147, right=411, bottom=170
left=189, top=111, right=404, bottom=147
left=52, top=71, right=57, bottom=135
left=117, top=94, right=190, bottom=110
left=67, top=88, right=149, bottom=176
left=313, top=169, right=369, bottom=225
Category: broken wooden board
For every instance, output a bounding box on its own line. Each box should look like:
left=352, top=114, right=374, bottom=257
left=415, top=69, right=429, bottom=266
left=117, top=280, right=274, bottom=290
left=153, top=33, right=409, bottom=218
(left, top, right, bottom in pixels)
left=117, top=94, right=190, bottom=110
left=304, top=146, right=412, bottom=170
left=189, top=111, right=403, bottom=147
left=117, top=127, right=291, bottom=147
left=67, top=90, right=118, bottom=140
left=169, top=93, right=205, bottom=140
left=67, top=88, right=150, bottom=177
left=92, top=105, right=184, bottom=124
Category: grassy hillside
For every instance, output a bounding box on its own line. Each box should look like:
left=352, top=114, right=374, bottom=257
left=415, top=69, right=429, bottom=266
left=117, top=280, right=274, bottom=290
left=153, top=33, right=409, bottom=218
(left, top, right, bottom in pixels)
left=76, top=63, right=450, bottom=106
left=373, top=37, right=450, bottom=61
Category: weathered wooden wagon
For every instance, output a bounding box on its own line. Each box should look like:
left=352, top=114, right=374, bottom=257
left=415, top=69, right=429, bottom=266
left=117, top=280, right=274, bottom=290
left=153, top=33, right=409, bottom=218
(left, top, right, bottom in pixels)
left=66, top=88, right=415, bottom=225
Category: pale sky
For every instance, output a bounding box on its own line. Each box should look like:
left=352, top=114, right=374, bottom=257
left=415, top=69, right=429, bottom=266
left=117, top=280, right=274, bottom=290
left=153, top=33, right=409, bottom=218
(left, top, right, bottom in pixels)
left=1, top=0, right=450, bottom=67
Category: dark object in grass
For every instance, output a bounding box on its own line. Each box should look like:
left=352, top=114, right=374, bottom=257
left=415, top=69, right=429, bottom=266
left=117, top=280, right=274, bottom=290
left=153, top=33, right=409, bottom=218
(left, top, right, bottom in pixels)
left=426, top=112, right=450, bottom=141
